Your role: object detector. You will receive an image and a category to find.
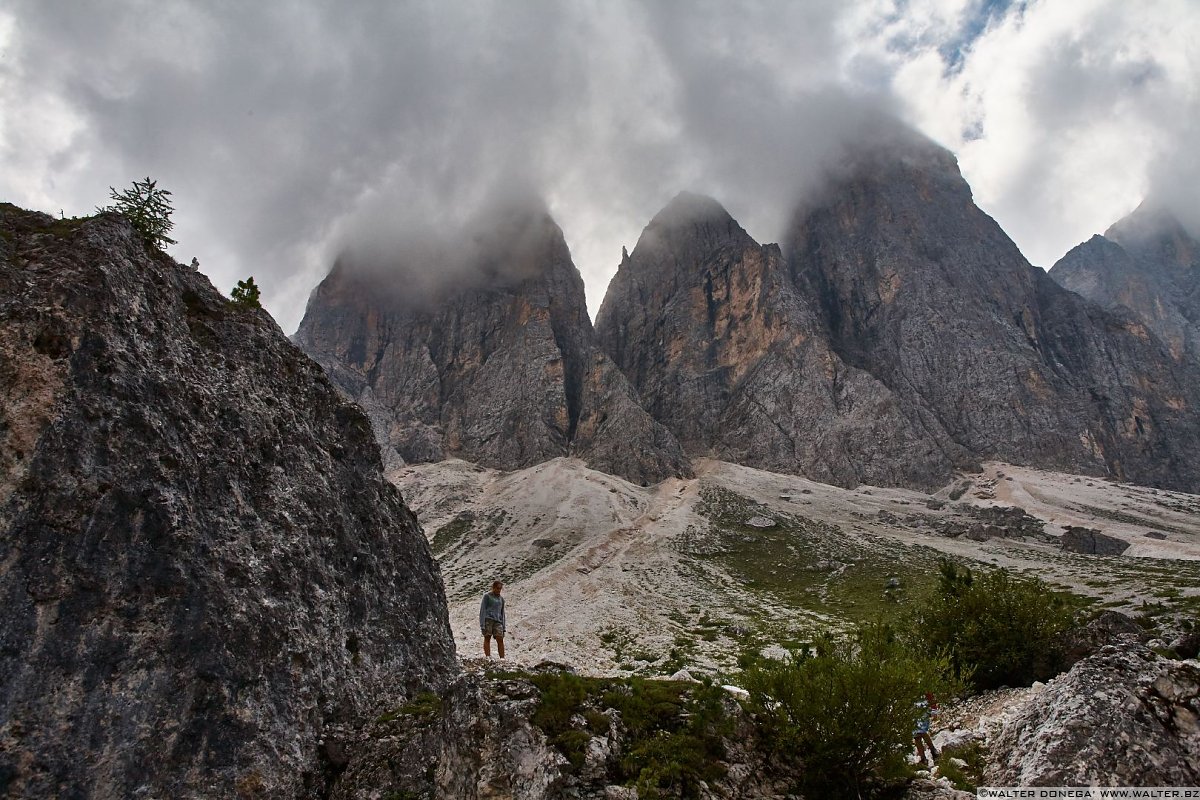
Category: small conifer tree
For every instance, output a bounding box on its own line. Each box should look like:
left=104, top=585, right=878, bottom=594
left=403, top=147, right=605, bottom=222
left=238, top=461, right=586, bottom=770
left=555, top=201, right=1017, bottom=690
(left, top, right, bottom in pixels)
left=229, top=277, right=262, bottom=310
left=98, top=177, right=177, bottom=248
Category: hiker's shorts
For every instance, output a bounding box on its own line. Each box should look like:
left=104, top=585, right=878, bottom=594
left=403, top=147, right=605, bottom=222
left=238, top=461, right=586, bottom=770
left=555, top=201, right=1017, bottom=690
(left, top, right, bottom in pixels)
left=483, top=619, right=505, bottom=638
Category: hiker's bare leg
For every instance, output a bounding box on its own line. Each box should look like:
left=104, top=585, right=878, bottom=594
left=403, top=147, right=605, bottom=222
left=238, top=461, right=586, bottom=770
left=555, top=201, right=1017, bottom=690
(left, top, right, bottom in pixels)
left=924, top=733, right=939, bottom=758
left=496, top=636, right=505, bottom=659
left=483, top=634, right=492, bottom=658
left=915, top=737, right=927, bottom=764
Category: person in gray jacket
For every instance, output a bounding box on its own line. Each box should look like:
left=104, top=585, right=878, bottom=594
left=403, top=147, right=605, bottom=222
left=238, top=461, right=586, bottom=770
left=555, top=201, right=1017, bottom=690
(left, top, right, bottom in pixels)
left=480, top=580, right=506, bottom=659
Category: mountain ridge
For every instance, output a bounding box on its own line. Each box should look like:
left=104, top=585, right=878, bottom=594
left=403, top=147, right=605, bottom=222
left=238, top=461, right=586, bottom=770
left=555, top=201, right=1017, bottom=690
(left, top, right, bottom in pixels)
left=597, top=134, right=1200, bottom=492
left=295, top=206, right=691, bottom=486
left=1051, top=200, right=1200, bottom=364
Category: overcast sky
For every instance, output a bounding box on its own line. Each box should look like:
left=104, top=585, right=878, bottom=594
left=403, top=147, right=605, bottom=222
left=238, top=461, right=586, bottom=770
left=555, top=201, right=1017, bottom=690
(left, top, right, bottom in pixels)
left=2, top=0, right=1197, bottom=332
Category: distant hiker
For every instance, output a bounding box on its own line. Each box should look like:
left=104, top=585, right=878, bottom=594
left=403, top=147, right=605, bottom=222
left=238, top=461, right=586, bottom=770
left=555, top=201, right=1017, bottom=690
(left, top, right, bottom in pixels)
left=913, top=691, right=940, bottom=766
left=480, top=580, right=506, bottom=659
left=190, top=257, right=200, bottom=270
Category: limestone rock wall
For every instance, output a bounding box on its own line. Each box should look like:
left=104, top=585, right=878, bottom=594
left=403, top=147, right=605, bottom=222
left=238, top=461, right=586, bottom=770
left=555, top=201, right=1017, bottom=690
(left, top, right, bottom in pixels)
left=986, top=644, right=1200, bottom=786
left=597, top=134, right=1200, bottom=492
left=0, top=205, right=455, bottom=799
left=595, top=192, right=966, bottom=489
left=295, top=209, right=690, bottom=486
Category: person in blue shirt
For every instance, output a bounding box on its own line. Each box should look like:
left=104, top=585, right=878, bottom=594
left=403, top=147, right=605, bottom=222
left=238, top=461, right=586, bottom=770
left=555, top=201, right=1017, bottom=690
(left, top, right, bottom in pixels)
left=480, top=580, right=506, bottom=659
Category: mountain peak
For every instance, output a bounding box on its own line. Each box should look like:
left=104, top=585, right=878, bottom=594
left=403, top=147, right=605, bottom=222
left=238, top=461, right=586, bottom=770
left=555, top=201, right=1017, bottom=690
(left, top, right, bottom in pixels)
left=312, top=201, right=576, bottom=318
left=1105, top=199, right=1193, bottom=250
left=622, top=192, right=752, bottom=274
left=296, top=204, right=691, bottom=485
left=652, top=191, right=735, bottom=227
left=1052, top=199, right=1200, bottom=362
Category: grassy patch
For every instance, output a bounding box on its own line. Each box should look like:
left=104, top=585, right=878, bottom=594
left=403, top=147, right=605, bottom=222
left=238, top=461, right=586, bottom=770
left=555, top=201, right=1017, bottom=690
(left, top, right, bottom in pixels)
left=430, top=512, right=475, bottom=557
left=376, top=691, right=443, bottom=725
left=694, top=487, right=942, bottom=624
left=936, top=741, right=988, bottom=792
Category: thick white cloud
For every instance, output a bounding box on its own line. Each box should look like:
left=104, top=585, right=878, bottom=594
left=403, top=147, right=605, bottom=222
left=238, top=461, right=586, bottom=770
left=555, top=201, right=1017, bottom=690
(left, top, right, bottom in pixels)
left=860, top=0, right=1200, bottom=264
left=0, top=0, right=1196, bottom=330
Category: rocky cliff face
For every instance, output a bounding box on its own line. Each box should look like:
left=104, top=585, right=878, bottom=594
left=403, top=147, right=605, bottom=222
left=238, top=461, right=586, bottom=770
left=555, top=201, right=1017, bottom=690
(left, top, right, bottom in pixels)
left=1050, top=201, right=1200, bottom=363
left=0, top=205, right=455, bottom=799
left=294, top=205, right=690, bottom=486
left=786, top=135, right=1200, bottom=491
left=595, top=193, right=967, bottom=489
left=598, top=133, right=1200, bottom=491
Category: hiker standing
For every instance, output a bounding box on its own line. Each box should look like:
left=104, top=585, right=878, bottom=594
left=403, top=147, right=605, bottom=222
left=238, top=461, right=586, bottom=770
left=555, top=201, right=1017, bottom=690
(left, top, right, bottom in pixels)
left=913, top=691, right=940, bottom=766
left=480, top=580, right=506, bottom=659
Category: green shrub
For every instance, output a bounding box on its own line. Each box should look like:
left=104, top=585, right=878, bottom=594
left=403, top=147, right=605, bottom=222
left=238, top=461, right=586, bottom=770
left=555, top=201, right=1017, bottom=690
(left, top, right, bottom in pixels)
left=528, top=671, right=730, bottom=798
left=375, top=691, right=443, bottom=725
left=229, top=276, right=262, bottom=310
left=613, top=681, right=730, bottom=799
left=530, top=671, right=588, bottom=736
left=743, top=623, right=956, bottom=799
left=908, top=559, right=1074, bottom=689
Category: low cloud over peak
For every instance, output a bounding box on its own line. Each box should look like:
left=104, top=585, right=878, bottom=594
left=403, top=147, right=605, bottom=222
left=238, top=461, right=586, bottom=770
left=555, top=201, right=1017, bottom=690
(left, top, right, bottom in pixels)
left=2, top=1, right=1196, bottom=328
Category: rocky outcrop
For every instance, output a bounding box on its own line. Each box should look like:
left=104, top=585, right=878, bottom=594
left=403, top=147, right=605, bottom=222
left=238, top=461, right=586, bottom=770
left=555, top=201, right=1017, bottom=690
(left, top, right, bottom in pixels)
left=295, top=204, right=689, bottom=486
left=0, top=205, right=455, bottom=798
left=1059, top=610, right=1147, bottom=668
left=1059, top=526, right=1131, bottom=556
left=784, top=132, right=1200, bottom=492
left=595, top=192, right=967, bottom=489
left=327, top=664, right=793, bottom=799
left=986, top=644, right=1200, bottom=786
left=1051, top=202, right=1200, bottom=363
left=327, top=671, right=569, bottom=800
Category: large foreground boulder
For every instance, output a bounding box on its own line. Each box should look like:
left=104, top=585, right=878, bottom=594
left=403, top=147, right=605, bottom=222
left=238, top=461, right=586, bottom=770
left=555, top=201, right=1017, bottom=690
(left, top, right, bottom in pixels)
left=986, top=644, right=1200, bottom=786
left=0, top=205, right=455, bottom=798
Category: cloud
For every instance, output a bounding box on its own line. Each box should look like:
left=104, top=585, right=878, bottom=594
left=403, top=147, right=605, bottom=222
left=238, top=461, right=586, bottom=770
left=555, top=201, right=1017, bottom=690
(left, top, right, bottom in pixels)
left=867, top=0, right=1200, bottom=261
left=0, top=0, right=1197, bottom=330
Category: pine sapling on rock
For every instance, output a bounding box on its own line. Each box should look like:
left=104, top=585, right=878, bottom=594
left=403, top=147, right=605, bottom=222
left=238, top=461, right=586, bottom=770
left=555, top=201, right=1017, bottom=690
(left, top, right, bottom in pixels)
left=98, top=177, right=177, bottom=249
left=230, top=276, right=262, bottom=310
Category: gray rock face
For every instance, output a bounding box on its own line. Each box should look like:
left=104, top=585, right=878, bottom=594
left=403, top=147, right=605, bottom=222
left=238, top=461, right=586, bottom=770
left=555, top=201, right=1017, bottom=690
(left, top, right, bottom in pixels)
left=1050, top=202, right=1200, bottom=363
left=595, top=192, right=966, bottom=489
left=785, top=134, right=1200, bottom=492
left=597, top=138, right=1200, bottom=491
left=1060, top=526, right=1131, bottom=556
left=0, top=205, right=455, bottom=798
left=295, top=206, right=689, bottom=486
left=986, top=644, right=1200, bottom=786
